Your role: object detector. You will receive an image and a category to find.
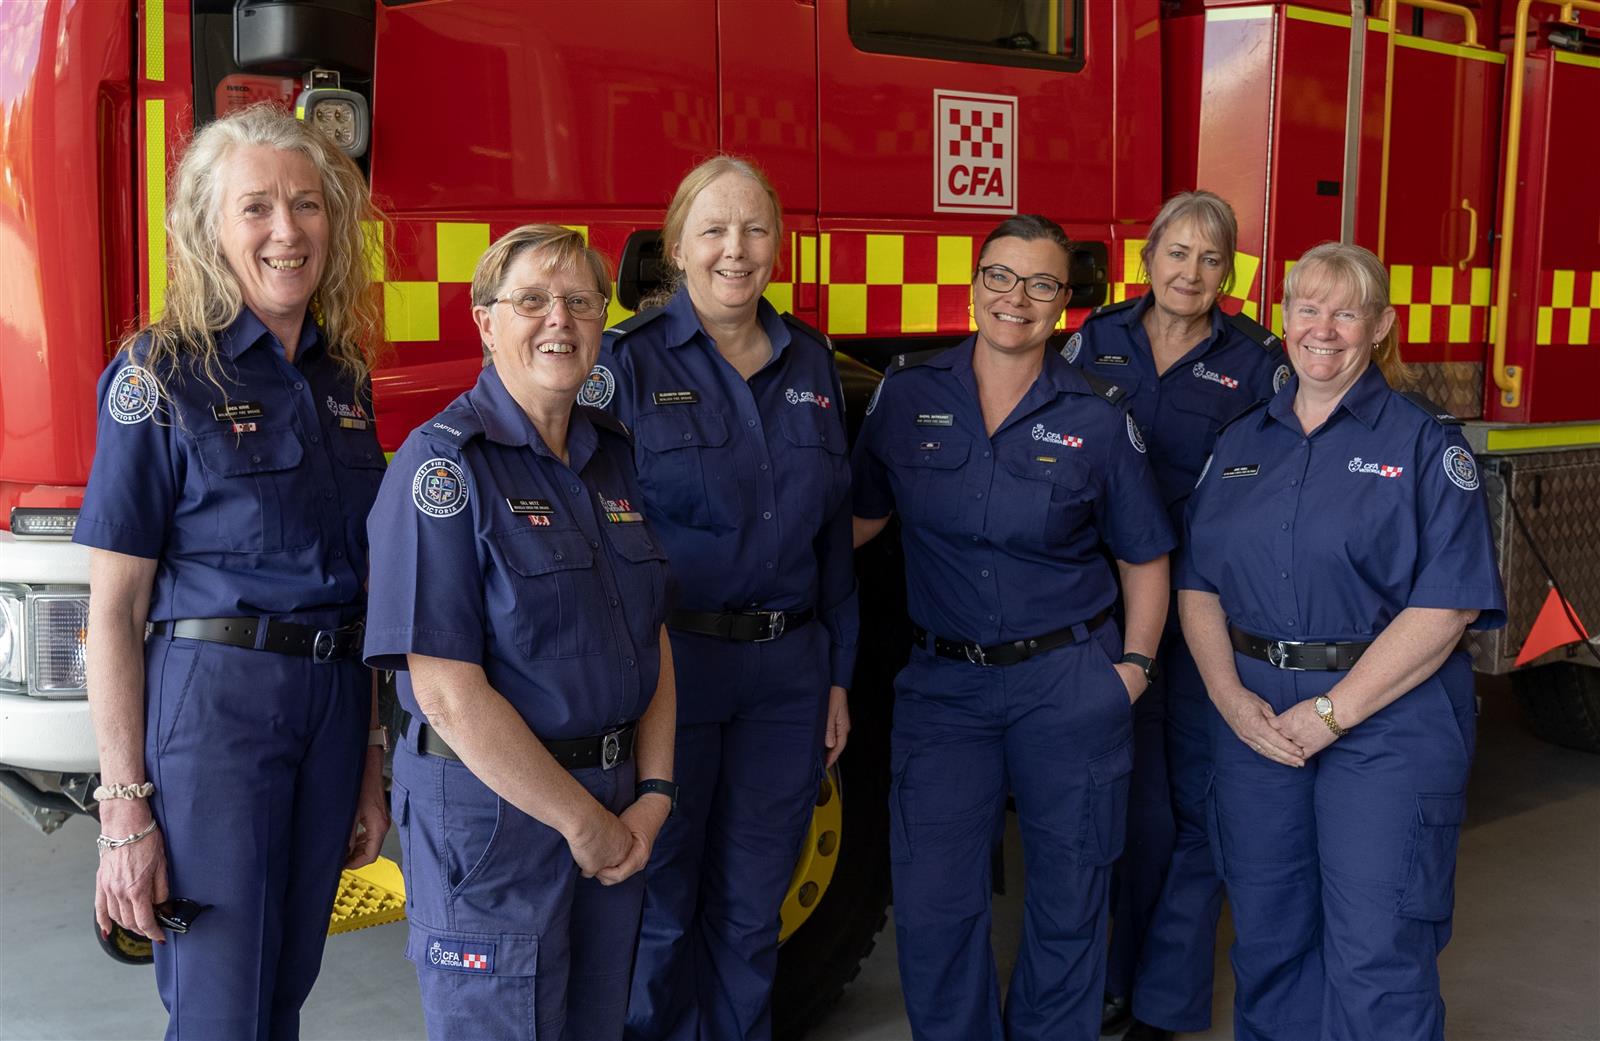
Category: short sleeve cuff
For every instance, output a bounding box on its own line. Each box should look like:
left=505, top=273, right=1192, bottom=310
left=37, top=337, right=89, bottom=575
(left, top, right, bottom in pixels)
left=72, top=518, right=164, bottom=559
left=1108, top=529, right=1177, bottom=566
left=1407, top=586, right=1508, bottom=631
left=851, top=485, right=894, bottom=520
left=1174, top=559, right=1218, bottom=594
left=363, top=626, right=484, bottom=672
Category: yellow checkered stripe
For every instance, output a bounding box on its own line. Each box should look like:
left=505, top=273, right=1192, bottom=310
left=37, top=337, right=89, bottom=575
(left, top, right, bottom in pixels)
left=1112, top=238, right=1263, bottom=320
left=1269, top=261, right=1495, bottom=346
left=1536, top=270, right=1599, bottom=346
left=818, top=232, right=982, bottom=337
left=368, top=221, right=801, bottom=342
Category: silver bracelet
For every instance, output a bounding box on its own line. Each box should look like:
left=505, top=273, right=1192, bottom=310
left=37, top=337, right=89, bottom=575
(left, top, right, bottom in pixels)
left=93, top=782, right=155, bottom=801
left=96, top=819, right=158, bottom=855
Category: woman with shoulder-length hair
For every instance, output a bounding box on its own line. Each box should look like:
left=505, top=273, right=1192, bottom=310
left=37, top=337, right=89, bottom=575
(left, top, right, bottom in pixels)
left=594, top=155, right=857, bottom=1041
left=1179, top=241, right=1504, bottom=1040
left=1068, top=190, right=1288, bottom=1041
left=76, top=103, right=390, bottom=1039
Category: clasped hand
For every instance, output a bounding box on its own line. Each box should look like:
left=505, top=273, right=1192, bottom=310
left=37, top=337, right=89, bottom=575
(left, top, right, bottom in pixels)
left=567, top=797, right=669, bottom=885
left=1214, top=687, right=1338, bottom=767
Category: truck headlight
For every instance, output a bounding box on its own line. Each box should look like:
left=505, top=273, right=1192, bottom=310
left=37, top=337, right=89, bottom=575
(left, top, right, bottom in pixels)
left=0, top=587, right=23, bottom=692
left=0, top=584, right=90, bottom=698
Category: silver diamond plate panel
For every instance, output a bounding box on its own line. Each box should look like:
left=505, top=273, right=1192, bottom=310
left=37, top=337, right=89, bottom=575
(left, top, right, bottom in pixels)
left=1392, top=362, right=1484, bottom=420
left=1468, top=447, right=1600, bottom=673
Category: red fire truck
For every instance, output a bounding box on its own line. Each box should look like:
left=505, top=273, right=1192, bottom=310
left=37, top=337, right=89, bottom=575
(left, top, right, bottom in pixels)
left=3, top=0, right=1597, bottom=1034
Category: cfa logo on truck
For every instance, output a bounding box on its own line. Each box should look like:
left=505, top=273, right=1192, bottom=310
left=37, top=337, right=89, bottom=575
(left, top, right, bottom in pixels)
left=934, top=89, right=1017, bottom=215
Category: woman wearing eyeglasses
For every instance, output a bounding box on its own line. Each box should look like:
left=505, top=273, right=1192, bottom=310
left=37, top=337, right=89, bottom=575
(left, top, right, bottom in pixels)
left=1066, top=191, right=1288, bottom=1041
left=592, top=156, right=857, bottom=1041
left=853, top=214, right=1174, bottom=1041
left=363, top=225, right=676, bottom=1041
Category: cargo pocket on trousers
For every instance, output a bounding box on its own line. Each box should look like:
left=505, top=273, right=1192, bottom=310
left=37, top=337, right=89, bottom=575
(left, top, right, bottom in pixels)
left=1396, top=791, right=1467, bottom=921
left=888, top=747, right=913, bottom=864
left=408, top=926, right=539, bottom=1034
left=1078, top=740, right=1134, bottom=864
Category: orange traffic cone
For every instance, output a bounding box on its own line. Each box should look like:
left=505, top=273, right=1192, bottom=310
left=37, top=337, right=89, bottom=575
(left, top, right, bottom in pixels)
left=1514, top=585, right=1592, bottom=667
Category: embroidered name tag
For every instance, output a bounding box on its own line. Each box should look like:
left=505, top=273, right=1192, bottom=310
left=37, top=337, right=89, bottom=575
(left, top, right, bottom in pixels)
left=915, top=413, right=954, bottom=427
left=1221, top=465, right=1260, bottom=479
left=1098, top=354, right=1130, bottom=366
left=652, top=390, right=699, bottom=406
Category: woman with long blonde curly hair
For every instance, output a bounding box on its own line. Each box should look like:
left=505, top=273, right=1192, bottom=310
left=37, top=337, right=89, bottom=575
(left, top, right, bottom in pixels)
left=75, top=103, right=391, bottom=1039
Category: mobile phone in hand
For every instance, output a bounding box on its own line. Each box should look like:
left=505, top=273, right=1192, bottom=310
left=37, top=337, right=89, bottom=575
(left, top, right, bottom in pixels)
left=153, top=898, right=212, bottom=934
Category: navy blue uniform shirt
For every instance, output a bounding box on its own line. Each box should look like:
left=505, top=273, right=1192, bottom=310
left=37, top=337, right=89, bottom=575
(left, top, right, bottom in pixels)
left=852, top=337, right=1175, bottom=646
left=1178, top=364, right=1506, bottom=641
left=1067, top=294, right=1290, bottom=533
left=364, top=364, right=669, bottom=740
left=75, top=309, right=383, bottom=619
left=594, top=289, right=857, bottom=687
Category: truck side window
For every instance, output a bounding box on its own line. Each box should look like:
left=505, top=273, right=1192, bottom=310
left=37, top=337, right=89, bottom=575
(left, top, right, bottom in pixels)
left=848, top=0, right=1082, bottom=71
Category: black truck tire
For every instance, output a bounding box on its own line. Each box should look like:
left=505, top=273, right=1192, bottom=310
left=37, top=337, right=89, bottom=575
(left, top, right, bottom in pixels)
left=1512, top=662, right=1600, bottom=754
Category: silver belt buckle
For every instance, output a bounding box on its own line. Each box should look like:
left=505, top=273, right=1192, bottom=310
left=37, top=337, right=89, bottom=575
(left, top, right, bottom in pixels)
left=756, top=610, right=786, bottom=642
left=964, top=642, right=989, bottom=667
left=1267, top=640, right=1302, bottom=670
left=313, top=629, right=336, bottom=664
left=601, top=730, right=623, bottom=770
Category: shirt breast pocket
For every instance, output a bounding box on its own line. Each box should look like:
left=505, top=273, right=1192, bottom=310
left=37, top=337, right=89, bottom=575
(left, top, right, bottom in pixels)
left=635, top=410, right=733, bottom=529
left=889, top=436, right=971, bottom=533
left=999, top=453, right=1093, bottom=545
left=193, top=427, right=317, bottom=553
left=1168, top=380, right=1248, bottom=460
left=329, top=430, right=387, bottom=531
left=777, top=407, right=849, bottom=524
left=603, top=521, right=671, bottom=648
left=493, top=529, right=600, bottom=660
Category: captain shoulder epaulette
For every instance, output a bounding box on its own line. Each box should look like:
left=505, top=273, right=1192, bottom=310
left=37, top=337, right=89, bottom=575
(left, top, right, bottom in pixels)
left=887, top=346, right=951, bottom=372
left=421, top=408, right=484, bottom=449
left=1219, top=397, right=1270, bottom=435
left=1397, top=390, right=1462, bottom=426
left=781, top=312, right=831, bottom=352
left=1087, top=297, right=1139, bottom=320
left=1224, top=310, right=1285, bottom=354
left=1080, top=369, right=1128, bottom=405
left=604, top=306, right=669, bottom=343
left=580, top=404, right=633, bottom=440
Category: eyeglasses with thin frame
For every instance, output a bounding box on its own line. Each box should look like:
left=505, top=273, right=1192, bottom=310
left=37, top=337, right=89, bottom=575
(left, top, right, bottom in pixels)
left=488, top=287, right=609, bottom=321
left=975, top=264, right=1069, bottom=303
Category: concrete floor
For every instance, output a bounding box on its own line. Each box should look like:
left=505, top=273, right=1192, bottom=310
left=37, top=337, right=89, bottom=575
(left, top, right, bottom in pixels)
left=2, top=682, right=1596, bottom=1040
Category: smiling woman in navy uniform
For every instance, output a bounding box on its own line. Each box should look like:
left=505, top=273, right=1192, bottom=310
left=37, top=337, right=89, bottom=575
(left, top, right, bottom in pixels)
left=593, top=156, right=857, bottom=1041
left=76, top=105, right=389, bottom=1040
left=1178, top=242, right=1504, bottom=1041
left=1066, top=191, right=1288, bottom=1041
left=364, top=225, right=677, bottom=1041
left=853, top=214, right=1174, bottom=1041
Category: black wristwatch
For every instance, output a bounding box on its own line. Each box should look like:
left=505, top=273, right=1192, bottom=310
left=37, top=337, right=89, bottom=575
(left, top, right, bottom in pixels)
left=635, top=778, right=679, bottom=815
left=1118, top=652, right=1159, bottom=684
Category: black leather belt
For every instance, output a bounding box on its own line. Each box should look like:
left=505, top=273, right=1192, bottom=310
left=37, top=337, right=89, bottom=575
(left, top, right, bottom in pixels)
left=914, top=608, right=1111, bottom=667
left=150, top=617, right=364, bottom=663
left=402, top=711, right=637, bottom=771
left=1228, top=625, right=1373, bottom=671
left=667, top=607, right=815, bottom=642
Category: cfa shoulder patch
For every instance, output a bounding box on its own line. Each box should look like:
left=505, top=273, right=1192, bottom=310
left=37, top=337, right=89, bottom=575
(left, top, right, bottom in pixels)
left=864, top=378, right=885, bottom=417
left=1273, top=363, right=1292, bottom=393
left=1126, top=413, right=1146, bottom=454
left=107, top=365, right=160, bottom=425
left=412, top=458, right=469, bottom=518
left=1398, top=390, right=1462, bottom=426
left=1442, top=445, right=1480, bottom=491
left=577, top=364, right=615, bottom=409
left=1062, top=331, right=1083, bottom=363
left=1225, top=310, right=1284, bottom=354
left=1080, top=369, right=1127, bottom=405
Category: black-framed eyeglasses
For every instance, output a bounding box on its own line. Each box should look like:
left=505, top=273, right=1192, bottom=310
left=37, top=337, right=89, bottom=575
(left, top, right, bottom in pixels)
left=488, top=287, right=609, bottom=321
left=976, top=264, right=1068, bottom=303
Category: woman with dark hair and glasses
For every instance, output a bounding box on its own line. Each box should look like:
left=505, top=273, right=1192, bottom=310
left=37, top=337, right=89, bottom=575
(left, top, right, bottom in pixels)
left=853, top=214, right=1174, bottom=1041
left=364, top=224, right=676, bottom=1041
left=1067, top=192, right=1288, bottom=1041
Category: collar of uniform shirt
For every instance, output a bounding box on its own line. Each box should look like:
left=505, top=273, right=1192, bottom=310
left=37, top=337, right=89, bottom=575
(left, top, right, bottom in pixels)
left=216, top=306, right=322, bottom=361
left=1113, top=290, right=1227, bottom=353
left=657, top=285, right=794, bottom=362
left=937, top=335, right=1105, bottom=403
left=1264, top=360, right=1388, bottom=433
left=470, top=363, right=601, bottom=466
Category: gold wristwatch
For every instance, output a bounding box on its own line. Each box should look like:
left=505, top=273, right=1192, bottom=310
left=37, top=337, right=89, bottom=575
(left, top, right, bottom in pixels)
left=1313, top=696, right=1347, bottom=737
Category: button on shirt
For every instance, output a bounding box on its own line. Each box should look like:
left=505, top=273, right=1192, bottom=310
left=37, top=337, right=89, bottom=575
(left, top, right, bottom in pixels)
left=852, top=337, right=1175, bottom=646
left=364, top=365, right=669, bottom=740
left=1070, top=295, right=1288, bottom=531
left=74, top=310, right=383, bottom=619
left=596, top=290, right=857, bottom=686
left=1179, top=365, right=1506, bottom=641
